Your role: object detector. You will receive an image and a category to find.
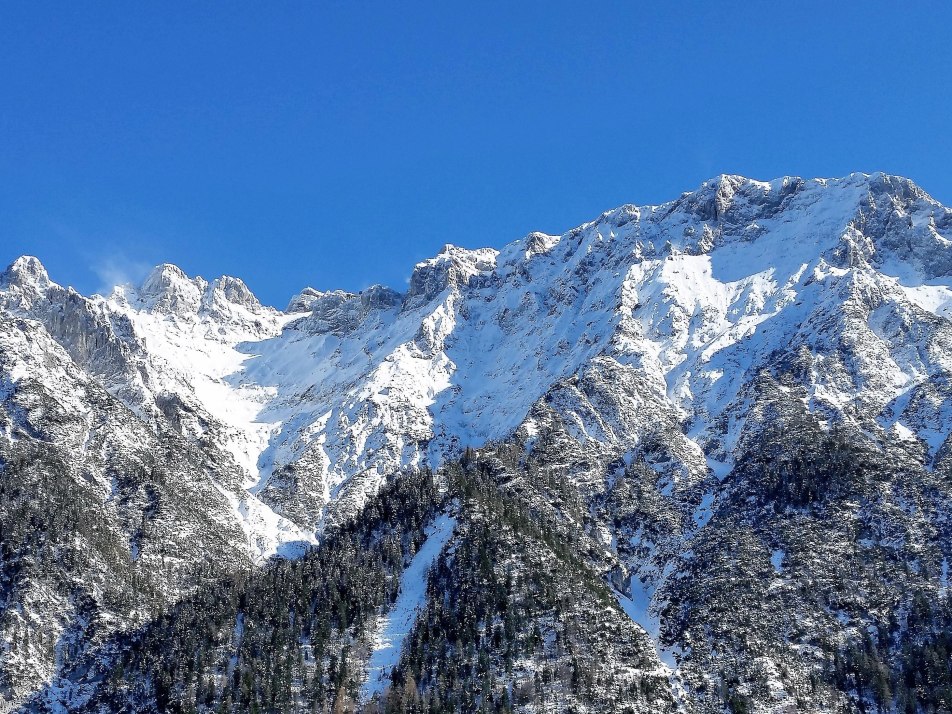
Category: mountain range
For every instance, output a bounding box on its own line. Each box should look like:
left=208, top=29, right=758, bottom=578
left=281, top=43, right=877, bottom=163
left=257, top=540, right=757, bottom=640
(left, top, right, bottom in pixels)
left=2, top=172, right=951, bottom=713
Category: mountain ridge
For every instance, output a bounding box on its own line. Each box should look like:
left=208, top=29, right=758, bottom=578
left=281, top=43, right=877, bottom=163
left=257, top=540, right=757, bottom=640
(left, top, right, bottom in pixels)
left=2, top=171, right=952, bottom=712
left=4, top=171, right=952, bottom=549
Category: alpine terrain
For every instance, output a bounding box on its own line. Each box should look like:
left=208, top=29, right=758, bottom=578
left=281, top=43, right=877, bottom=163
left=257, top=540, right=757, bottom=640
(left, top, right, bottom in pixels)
left=2, top=172, right=952, bottom=713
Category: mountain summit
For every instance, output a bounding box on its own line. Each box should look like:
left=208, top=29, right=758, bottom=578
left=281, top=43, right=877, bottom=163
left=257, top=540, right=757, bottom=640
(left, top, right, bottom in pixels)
left=2, top=174, right=951, bottom=712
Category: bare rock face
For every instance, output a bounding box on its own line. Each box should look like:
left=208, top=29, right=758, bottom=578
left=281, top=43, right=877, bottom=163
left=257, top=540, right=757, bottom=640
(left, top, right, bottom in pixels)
left=294, top=285, right=402, bottom=337
left=403, top=244, right=497, bottom=309
left=285, top=286, right=322, bottom=313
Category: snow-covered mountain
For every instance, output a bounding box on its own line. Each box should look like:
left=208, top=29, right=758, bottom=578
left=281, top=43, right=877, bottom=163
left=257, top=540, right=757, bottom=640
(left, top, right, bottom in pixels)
left=3, top=172, right=952, bottom=712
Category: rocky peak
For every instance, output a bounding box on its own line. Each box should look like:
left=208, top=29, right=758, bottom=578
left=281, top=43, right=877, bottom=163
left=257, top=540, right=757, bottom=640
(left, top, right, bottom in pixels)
left=0, top=256, right=56, bottom=314
left=296, top=284, right=402, bottom=336
left=404, top=244, right=498, bottom=309
left=521, top=231, right=561, bottom=259
left=671, top=174, right=803, bottom=227
left=1, top=255, right=52, bottom=291
left=360, top=284, right=402, bottom=311
left=295, top=289, right=359, bottom=335
left=863, top=171, right=932, bottom=204
left=845, top=173, right=952, bottom=279
left=202, top=275, right=264, bottom=315
left=286, top=287, right=323, bottom=313
left=136, top=263, right=207, bottom=315
left=133, top=264, right=269, bottom=319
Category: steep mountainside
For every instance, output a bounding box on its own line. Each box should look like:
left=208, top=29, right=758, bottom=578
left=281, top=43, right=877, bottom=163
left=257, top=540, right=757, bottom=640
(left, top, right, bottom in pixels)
left=1, top=173, right=951, bottom=712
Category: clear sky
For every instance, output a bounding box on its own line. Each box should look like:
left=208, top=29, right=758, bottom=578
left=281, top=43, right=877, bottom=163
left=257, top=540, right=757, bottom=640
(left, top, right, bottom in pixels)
left=2, top=2, right=950, bottom=307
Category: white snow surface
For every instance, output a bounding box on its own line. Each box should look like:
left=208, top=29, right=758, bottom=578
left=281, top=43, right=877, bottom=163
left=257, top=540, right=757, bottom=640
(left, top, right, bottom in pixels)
left=361, top=513, right=456, bottom=701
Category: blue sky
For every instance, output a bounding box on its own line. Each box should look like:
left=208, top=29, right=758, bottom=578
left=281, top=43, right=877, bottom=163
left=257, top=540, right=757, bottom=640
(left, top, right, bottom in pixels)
left=2, top=2, right=950, bottom=307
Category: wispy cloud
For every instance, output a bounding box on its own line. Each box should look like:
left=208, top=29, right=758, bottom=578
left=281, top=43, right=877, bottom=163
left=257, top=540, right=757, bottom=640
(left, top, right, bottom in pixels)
left=33, top=202, right=174, bottom=297
left=89, top=254, right=153, bottom=297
